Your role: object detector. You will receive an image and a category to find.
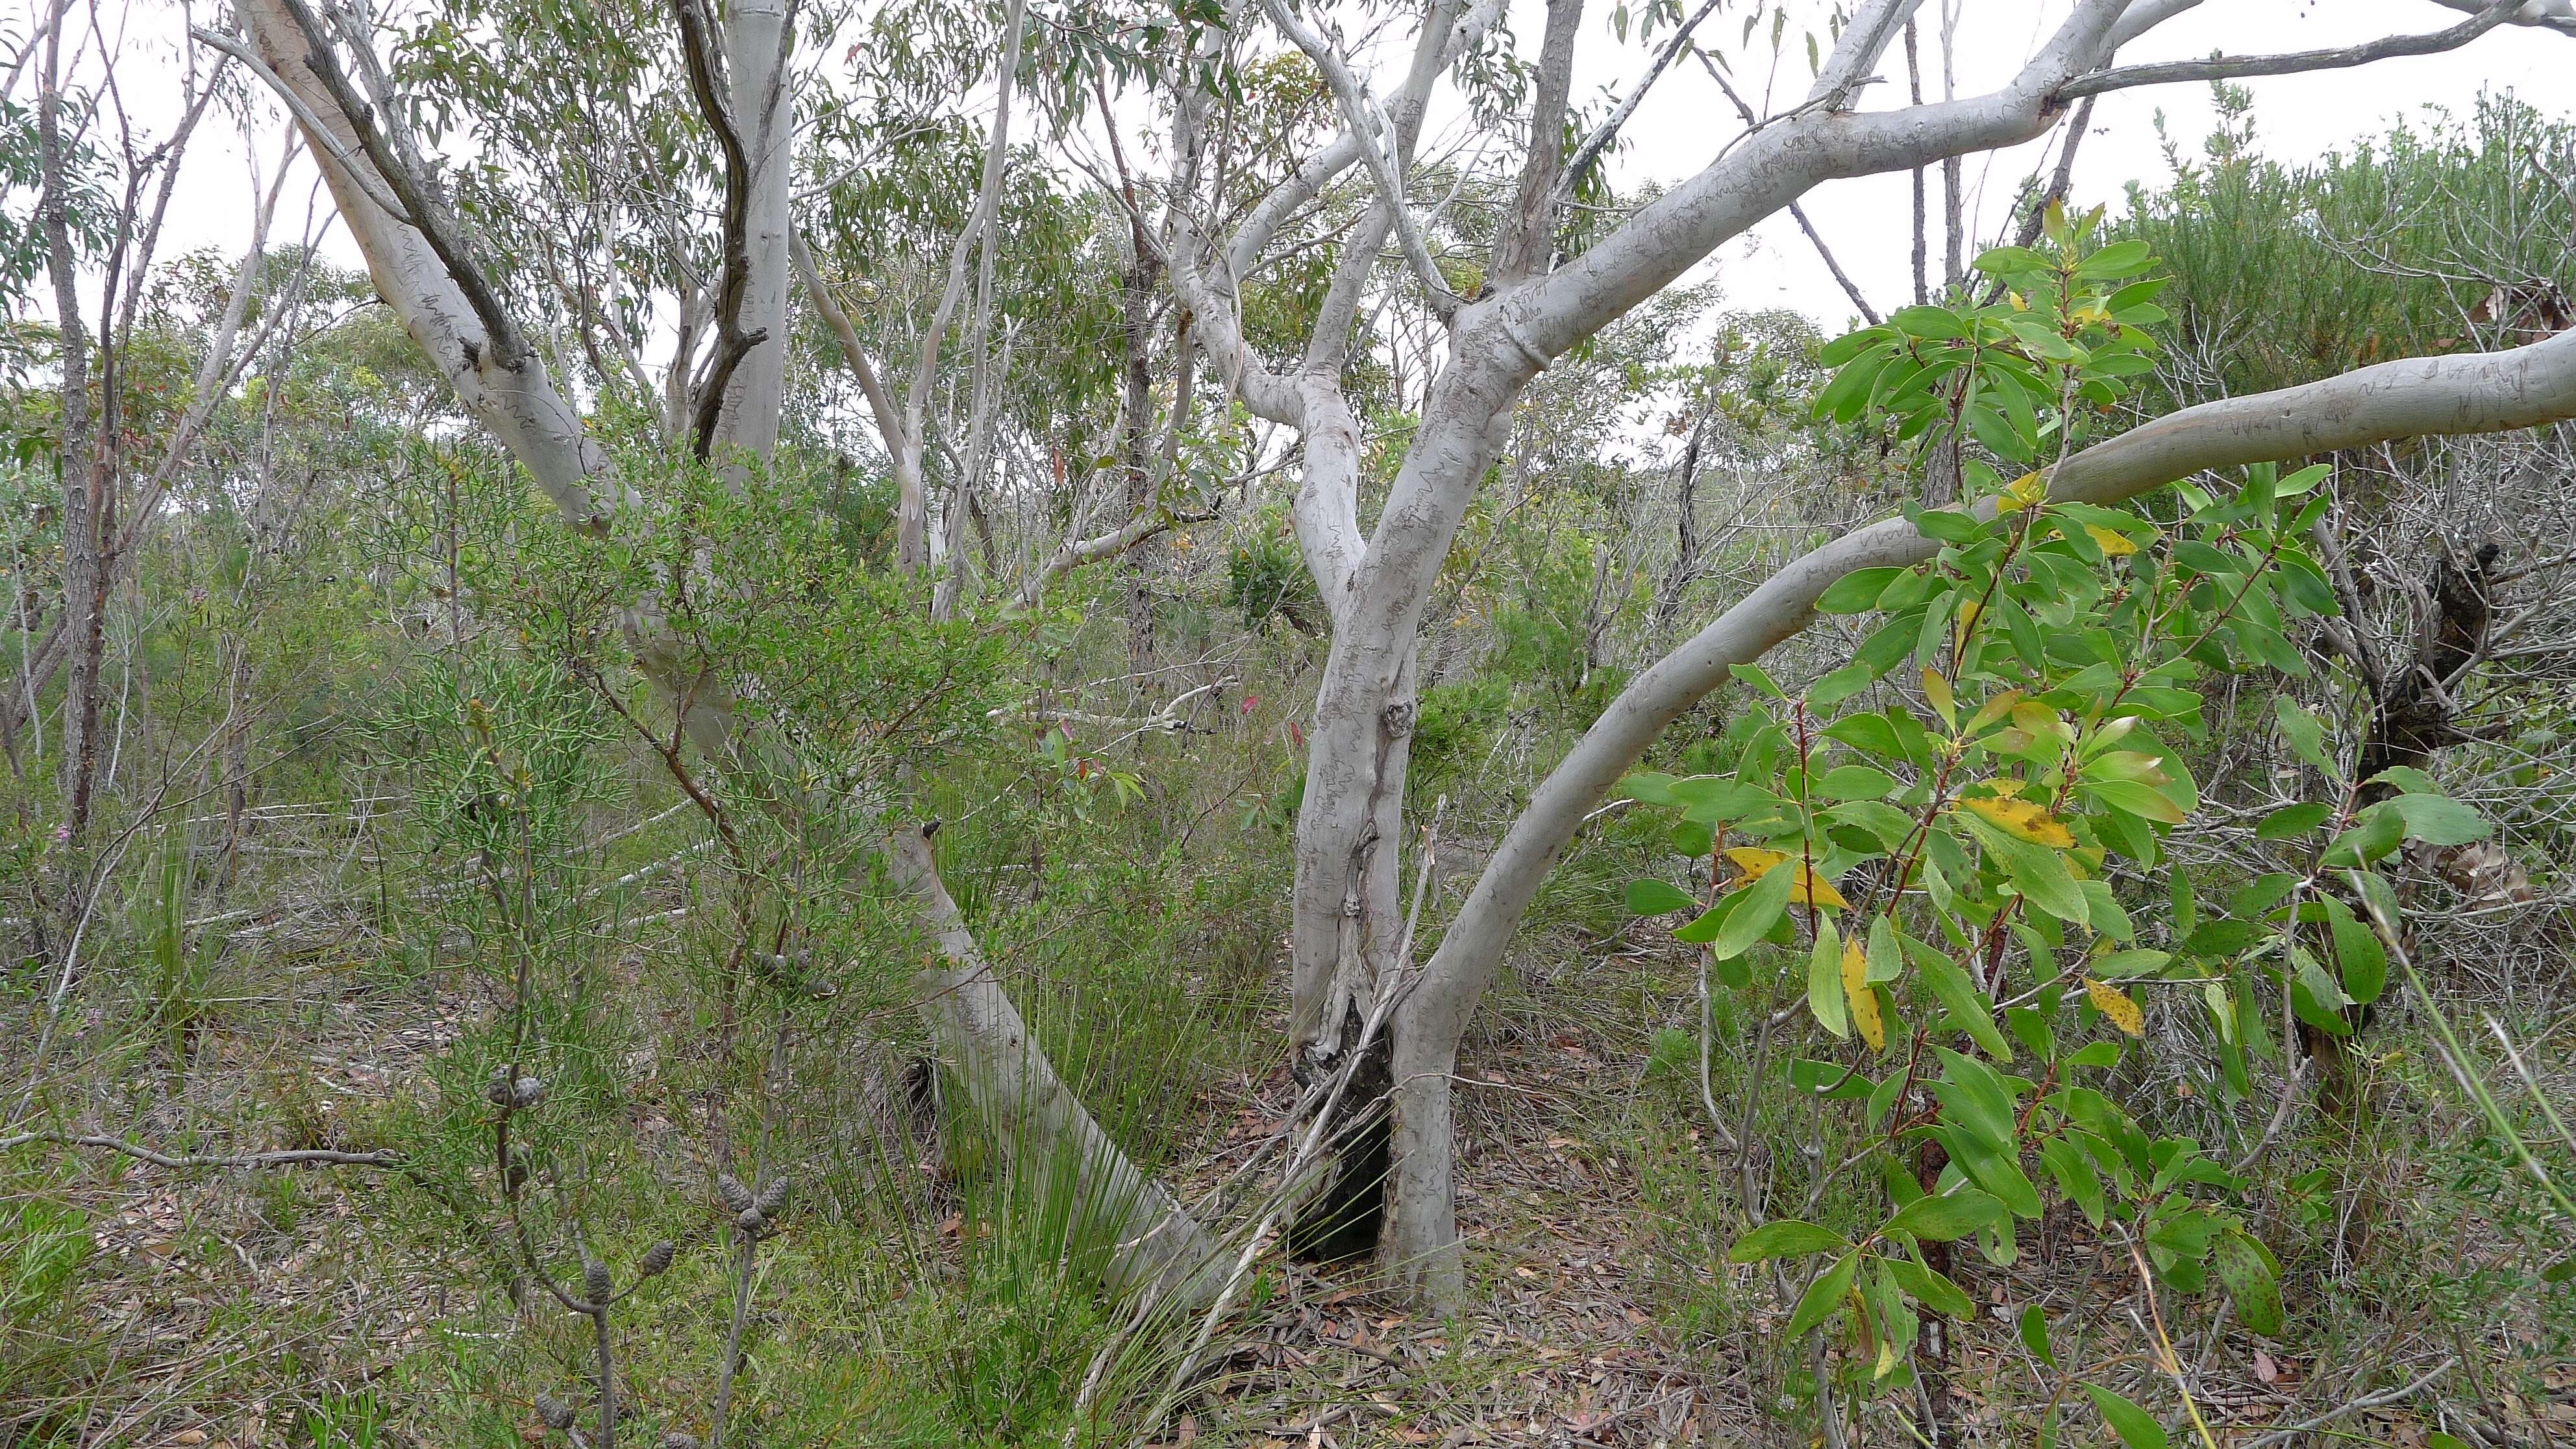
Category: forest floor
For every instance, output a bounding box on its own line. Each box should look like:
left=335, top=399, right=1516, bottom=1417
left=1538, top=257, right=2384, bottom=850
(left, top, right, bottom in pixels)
left=10, top=904, right=2575, bottom=1448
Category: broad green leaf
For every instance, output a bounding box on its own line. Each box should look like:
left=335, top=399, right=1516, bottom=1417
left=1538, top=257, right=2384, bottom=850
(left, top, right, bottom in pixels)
left=1620, top=773, right=1679, bottom=806
left=1906, top=937, right=2015, bottom=1062
left=2209, top=1230, right=2283, bottom=1337
left=1885, top=1189, right=2005, bottom=1242
left=2038, top=1137, right=2105, bottom=1227
left=1626, top=879, right=1698, bottom=915
left=1818, top=566, right=1905, bottom=613
left=2386, top=792, right=2489, bottom=846
left=1727, top=1219, right=1849, bottom=1263
left=1950, top=1131, right=2045, bottom=1219
left=2018, top=1302, right=2057, bottom=1367
left=1889, top=1252, right=1974, bottom=1318
left=1709, top=860, right=1795, bottom=960
left=2321, top=895, right=2386, bottom=1006
left=2089, top=948, right=2170, bottom=979
left=2081, top=1384, right=2169, bottom=1449
left=1787, top=1250, right=1863, bottom=1337
left=1809, top=917, right=1850, bottom=1039
left=2272, top=696, right=2332, bottom=773
left=1817, top=764, right=1899, bottom=800
left=2254, top=802, right=2333, bottom=841
left=2083, top=777, right=2188, bottom=826
left=1960, top=813, right=2090, bottom=926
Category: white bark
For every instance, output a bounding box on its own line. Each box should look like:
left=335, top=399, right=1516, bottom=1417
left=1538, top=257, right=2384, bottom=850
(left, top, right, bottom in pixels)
left=711, top=0, right=793, bottom=462
left=894, top=0, right=1026, bottom=573
left=1387, top=324, right=2576, bottom=1300
left=232, top=0, right=616, bottom=532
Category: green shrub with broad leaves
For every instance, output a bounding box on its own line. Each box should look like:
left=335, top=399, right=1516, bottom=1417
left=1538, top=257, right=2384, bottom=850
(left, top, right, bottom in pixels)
left=1619, top=210, right=2496, bottom=1443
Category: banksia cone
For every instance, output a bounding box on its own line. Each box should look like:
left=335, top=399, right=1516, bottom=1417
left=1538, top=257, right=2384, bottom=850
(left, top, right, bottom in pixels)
left=487, top=1069, right=514, bottom=1107
left=638, top=1238, right=676, bottom=1278
left=715, top=1173, right=753, bottom=1213
left=583, top=1256, right=614, bottom=1305
left=753, top=1174, right=791, bottom=1219
left=736, top=1207, right=766, bottom=1235
left=536, top=1393, right=574, bottom=1430
left=512, top=1076, right=547, bottom=1111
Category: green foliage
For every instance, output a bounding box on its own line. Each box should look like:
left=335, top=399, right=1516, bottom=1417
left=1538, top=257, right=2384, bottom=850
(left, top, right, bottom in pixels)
left=1617, top=227, right=2508, bottom=1418
left=2121, top=88, right=2576, bottom=399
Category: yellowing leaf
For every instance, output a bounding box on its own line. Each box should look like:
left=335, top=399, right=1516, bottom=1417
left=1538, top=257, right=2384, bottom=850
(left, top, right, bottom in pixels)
left=2086, top=978, right=2145, bottom=1037
left=1794, top=868, right=1851, bottom=910
left=1842, top=939, right=1886, bottom=1052
left=1952, top=600, right=1984, bottom=654
left=1998, top=471, right=2048, bottom=513
left=1959, top=792, right=2077, bottom=849
left=2083, top=523, right=2138, bottom=557
left=1922, top=667, right=1956, bottom=730
left=1728, top=847, right=1850, bottom=910
left=1723, top=847, right=1788, bottom=878
left=1964, top=688, right=2023, bottom=736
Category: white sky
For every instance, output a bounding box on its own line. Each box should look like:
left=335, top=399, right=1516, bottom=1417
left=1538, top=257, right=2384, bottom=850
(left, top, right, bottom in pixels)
left=120, top=1, right=2570, bottom=338
left=1610, top=1, right=2568, bottom=325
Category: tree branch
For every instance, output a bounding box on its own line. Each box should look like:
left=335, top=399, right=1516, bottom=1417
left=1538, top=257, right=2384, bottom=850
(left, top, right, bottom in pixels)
left=1557, top=0, right=1722, bottom=203
left=274, top=0, right=528, bottom=367
left=1256, top=0, right=1461, bottom=317
left=1492, top=0, right=1583, bottom=288
left=0, top=1131, right=401, bottom=1170
left=673, top=0, right=770, bottom=460
left=1406, top=323, right=2576, bottom=1046
left=2059, top=1, right=2520, bottom=99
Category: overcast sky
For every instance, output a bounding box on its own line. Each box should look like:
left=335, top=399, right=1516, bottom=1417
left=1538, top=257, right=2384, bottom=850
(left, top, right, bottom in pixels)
left=129, top=1, right=2566, bottom=337
left=1612, top=2, right=2565, bottom=325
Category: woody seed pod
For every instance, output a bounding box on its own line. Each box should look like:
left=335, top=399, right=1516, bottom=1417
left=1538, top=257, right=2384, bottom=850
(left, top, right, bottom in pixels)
left=512, top=1076, right=546, bottom=1111
left=637, top=1238, right=676, bottom=1277
left=752, top=1174, right=791, bottom=1219
left=536, top=1393, right=575, bottom=1430
left=583, top=1256, right=613, bottom=1305
left=736, top=1207, right=766, bottom=1235
left=715, top=1173, right=754, bottom=1213
left=486, top=1069, right=514, bottom=1107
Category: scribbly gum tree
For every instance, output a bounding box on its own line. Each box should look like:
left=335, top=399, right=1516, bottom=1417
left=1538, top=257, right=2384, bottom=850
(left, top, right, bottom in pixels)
left=1167, top=0, right=2576, bottom=1307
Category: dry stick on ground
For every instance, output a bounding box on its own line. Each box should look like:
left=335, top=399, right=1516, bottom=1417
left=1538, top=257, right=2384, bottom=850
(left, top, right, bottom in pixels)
left=0, top=1132, right=401, bottom=1168
left=2243, top=1357, right=2459, bottom=1449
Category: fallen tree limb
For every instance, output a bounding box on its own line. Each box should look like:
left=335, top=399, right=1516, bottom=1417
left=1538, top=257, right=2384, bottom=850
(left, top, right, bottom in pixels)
left=886, top=826, right=1221, bottom=1307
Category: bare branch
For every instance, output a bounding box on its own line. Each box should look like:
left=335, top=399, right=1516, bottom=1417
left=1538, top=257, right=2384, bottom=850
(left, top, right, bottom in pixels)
left=1559, top=0, right=1724, bottom=202
left=673, top=0, right=771, bottom=460
left=1694, top=51, right=1879, bottom=324
left=1256, top=0, right=1461, bottom=317
left=2059, top=1, right=2521, bottom=100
